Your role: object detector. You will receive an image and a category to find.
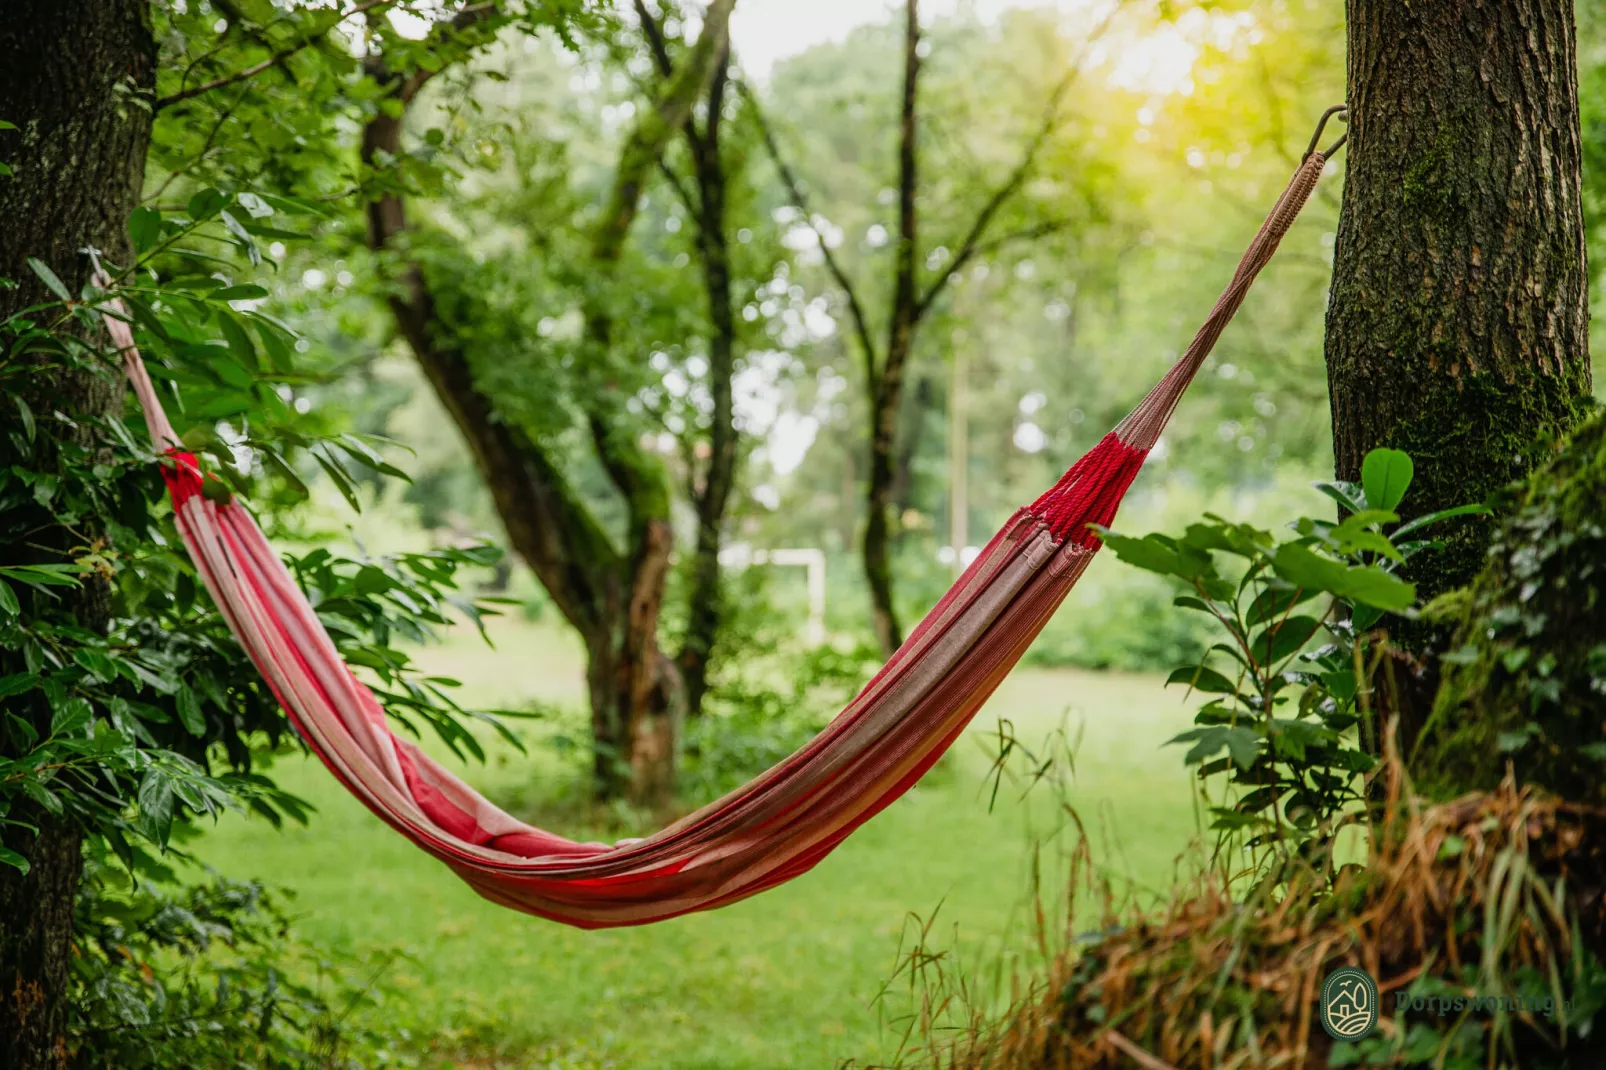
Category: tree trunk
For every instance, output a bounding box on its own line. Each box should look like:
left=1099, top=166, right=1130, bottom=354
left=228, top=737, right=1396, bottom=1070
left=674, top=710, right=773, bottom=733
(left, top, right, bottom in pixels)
left=864, top=0, right=924, bottom=657
left=1325, top=0, right=1592, bottom=741
left=678, top=52, right=738, bottom=718
left=359, top=2, right=735, bottom=804
left=0, top=2, right=155, bottom=1065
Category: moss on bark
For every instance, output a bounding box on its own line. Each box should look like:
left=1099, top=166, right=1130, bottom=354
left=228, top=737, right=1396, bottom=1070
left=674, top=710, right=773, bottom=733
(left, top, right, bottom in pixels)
left=1413, top=406, right=1606, bottom=801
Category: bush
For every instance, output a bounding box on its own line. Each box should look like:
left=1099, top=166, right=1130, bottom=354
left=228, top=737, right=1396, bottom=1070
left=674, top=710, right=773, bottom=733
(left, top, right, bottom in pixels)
left=69, top=844, right=413, bottom=1069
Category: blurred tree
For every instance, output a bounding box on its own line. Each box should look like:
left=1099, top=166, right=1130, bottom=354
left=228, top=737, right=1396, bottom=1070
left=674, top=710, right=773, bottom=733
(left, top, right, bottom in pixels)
left=753, top=0, right=1111, bottom=655
left=633, top=0, right=741, bottom=718
left=1325, top=0, right=1594, bottom=743
left=361, top=2, right=735, bottom=802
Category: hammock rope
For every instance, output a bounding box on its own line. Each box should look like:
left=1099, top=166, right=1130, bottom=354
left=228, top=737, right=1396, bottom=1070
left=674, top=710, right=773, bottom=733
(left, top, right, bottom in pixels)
left=100, top=138, right=1334, bottom=929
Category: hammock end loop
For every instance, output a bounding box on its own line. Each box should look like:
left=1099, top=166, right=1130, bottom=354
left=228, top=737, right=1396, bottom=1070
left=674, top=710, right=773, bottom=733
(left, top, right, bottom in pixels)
left=1304, top=104, right=1349, bottom=162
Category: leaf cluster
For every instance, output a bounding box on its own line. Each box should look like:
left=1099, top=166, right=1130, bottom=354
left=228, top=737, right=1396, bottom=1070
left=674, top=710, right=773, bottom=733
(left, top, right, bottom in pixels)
left=1097, top=448, right=1487, bottom=859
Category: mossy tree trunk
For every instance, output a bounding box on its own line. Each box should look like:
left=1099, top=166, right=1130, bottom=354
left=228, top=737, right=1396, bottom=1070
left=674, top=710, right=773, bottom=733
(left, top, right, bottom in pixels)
left=1326, top=0, right=1593, bottom=740
left=0, top=2, right=155, bottom=1064
left=1415, top=407, right=1606, bottom=804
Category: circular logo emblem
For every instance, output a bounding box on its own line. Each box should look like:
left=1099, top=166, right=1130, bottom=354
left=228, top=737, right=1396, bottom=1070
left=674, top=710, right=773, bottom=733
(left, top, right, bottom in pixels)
left=1319, top=966, right=1379, bottom=1040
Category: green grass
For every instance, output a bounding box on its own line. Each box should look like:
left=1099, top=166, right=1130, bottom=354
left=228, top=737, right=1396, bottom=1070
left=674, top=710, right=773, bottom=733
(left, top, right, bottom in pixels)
left=195, top=618, right=1202, bottom=1069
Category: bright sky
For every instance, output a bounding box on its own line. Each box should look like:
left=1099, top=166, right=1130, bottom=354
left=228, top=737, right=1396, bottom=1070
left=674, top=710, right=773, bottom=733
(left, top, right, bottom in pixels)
left=731, top=0, right=1081, bottom=77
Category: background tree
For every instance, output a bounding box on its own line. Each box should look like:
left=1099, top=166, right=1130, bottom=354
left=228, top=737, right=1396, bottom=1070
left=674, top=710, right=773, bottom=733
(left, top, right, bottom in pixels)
left=754, top=0, right=1116, bottom=654
left=360, top=1, right=735, bottom=802
left=1324, top=0, right=1594, bottom=739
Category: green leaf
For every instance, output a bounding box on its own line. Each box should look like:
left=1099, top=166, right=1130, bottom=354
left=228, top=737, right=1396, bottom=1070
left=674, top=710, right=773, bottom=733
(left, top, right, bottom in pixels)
left=1312, top=480, right=1367, bottom=515
left=0, top=672, right=39, bottom=698
left=1246, top=585, right=1318, bottom=626
left=50, top=696, right=92, bottom=736
left=1270, top=543, right=1350, bottom=594
left=1394, top=503, right=1493, bottom=539
left=9, top=397, right=30, bottom=443
left=0, top=847, right=28, bottom=874
left=138, top=770, right=176, bottom=845
left=186, top=187, right=227, bottom=221
left=217, top=310, right=259, bottom=368
left=1099, top=531, right=1214, bottom=582
left=1331, top=510, right=1400, bottom=536
left=211, top=284, right=270, bottom=302
left=1336, top=567, right=1416, bottom=611
left=0, top=578, right=17, bottom=617
left=1250, top=615, right=1322, bottom=667
left=27, top=257, right=71, bottom=302
left=129, top=206, right=163, bottom=253
left=235, top=192, right=275, bottom=219
left=1166, top=664, right=1237, bottom=694
left=219, top=210, right=261, bottom=266
left=175, top=687, right=206, bottom=736
left=1361, top=448, right=1414, bottom=512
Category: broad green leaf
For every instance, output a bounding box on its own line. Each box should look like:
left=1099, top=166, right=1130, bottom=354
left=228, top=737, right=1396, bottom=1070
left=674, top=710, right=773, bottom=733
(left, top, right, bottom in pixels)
left=0, top=578, right=17, bottom=617
left=1166, top=664, right=1237, bottom=695
left=0, top=847, right=28, bottom=874
left=186, top=187, right=227, bottom=221
left=235, top=192, right=275, bottom=218
left=27, top=257, right=71, bottom=302
left=1361, top=448, right=1414, bottom=512
left=1270, top=543, right=1350, bottom=595
left=1250, top=615, right=1322, bottom=667
left=1331, top=510, right=1400, bottom=536
left=175, top=687, right=206, bottom=736
left=1336, top=567, right=1416, bottom=611
left=50, top=696, right=92, bottom=736
left=1099, top=531, right=1214, bottom=582
left=129, top=206, right=163, bottom=253
left=0, top=672, right=38, bottom=698
left=217, top=310, right=259, bottom=368
left=219, top=210, right=261, bottom=266
left=1246, top=585, right=1319, bottom=626
left=12, top=397, right=32, bottom=443
left=138, top=770, right=176, bottom=845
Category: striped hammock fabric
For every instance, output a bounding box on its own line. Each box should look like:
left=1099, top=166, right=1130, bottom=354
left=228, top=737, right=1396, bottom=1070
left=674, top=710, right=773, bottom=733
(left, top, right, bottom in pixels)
left=105, top=152, right=1328, bottom=929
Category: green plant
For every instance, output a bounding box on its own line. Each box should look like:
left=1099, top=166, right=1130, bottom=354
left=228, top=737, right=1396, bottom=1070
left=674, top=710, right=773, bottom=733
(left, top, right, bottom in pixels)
left=1095, top=448, right=1487, bottom=856
left=69, top=843, right=416, bottom=1069
left=1, top=197, right=514, bottom=873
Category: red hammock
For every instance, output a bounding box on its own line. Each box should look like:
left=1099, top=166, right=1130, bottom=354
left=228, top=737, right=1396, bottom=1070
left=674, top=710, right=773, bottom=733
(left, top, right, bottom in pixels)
left=106, top=150, right=1329, bottom=929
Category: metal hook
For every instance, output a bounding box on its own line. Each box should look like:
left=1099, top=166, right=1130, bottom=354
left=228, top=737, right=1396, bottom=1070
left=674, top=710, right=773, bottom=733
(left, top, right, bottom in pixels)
left=1304, top=104, right=1349, bottom=161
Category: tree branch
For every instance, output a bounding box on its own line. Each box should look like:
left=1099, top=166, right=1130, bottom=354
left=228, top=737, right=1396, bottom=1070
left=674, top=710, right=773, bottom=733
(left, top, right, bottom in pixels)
left=888, top=0, right=921, bottom=372
left=591, top=0, right=736, bottom=266
left=583, top=0, right=735, bottom=522
left=913, top=7, right=1118, bottom=319
left=915, top=66, right=1081, bottom=318
left=157, top=0, right=402, bottom=109
left=632, top=0, right=675, bottom=77
left=741, top=84, right=882, bottom=389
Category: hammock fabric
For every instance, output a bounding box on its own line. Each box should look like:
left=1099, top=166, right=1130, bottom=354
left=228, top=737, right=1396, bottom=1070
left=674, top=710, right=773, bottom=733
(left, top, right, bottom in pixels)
left=105, top=150, right=1329, bottom=929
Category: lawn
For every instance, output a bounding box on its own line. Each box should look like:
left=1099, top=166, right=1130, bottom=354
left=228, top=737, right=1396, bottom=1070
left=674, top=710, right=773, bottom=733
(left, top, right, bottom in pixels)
left=195, top=618, right=1202, bottom=1069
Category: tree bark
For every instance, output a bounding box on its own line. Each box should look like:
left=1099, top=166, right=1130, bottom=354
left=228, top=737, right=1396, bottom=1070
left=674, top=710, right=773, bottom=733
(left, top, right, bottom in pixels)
left=0, top=2, right=155, bottom=1065
left=678, top=51, right=739, bottom=718
left=1325, top=0, right=1592, bottom=740
left=862, top=0, right=924, bottom=657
